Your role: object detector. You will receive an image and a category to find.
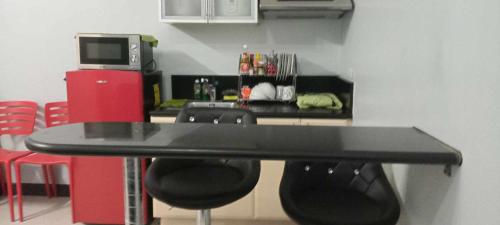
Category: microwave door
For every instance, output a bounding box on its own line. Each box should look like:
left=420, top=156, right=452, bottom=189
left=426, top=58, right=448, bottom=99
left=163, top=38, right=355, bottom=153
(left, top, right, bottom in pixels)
left=78, top=37, right=131, bottom=70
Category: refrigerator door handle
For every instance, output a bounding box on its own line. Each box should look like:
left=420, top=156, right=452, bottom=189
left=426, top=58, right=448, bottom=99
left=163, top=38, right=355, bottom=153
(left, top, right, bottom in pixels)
left=96, top=80, right=108, bottom=84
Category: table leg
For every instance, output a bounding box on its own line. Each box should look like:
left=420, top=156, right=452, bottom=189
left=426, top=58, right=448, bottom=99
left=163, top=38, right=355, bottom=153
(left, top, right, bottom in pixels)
left=124, top=157, right=143, bottom=225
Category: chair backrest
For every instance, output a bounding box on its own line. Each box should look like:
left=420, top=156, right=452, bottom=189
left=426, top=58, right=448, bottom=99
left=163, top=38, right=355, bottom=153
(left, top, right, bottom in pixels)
left=174, top=107, right=258, bottom=172
left=281, top=161, right=398, bottom=205
left=176, top=107, right=257, bottom=125
left=0, top=101, right=38, bottom=135
left=45, top=102, right=69, bottom=128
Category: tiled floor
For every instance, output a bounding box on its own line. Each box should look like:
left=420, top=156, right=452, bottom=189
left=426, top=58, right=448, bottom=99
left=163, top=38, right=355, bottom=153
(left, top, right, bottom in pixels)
left=0, top=196, right=163, bottom=225
left=0, top=196, right=289, bottom=225
left=0, top=196, right=407, bottom=225
left=0, top=196, right=82, bottom=225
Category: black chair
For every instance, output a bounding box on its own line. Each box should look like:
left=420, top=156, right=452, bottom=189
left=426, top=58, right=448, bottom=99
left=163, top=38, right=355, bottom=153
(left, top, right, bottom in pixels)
left=145, top=107, right=261, bottom=225
left=279, top=161, right=400, bottom=225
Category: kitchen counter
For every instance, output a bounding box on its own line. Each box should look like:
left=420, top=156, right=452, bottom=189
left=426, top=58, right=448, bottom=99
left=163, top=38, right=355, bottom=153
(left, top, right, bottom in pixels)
left=149, top=103, right=352, bottom=119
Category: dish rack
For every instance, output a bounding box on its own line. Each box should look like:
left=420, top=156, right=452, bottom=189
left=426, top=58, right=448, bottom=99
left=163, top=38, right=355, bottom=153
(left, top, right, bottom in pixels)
left=238, top=75, right=297, bottom=103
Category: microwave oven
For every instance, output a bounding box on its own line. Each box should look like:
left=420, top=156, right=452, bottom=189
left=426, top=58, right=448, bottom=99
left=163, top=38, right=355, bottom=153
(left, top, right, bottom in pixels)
left=76, top=33, right=154, bottom=71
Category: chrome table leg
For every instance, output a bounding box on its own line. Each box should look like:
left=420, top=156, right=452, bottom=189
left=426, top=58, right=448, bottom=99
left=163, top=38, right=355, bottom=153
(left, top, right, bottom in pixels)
left=197, top=209, right=211, bottom=225
left=124, top=157, right=143, bottom=225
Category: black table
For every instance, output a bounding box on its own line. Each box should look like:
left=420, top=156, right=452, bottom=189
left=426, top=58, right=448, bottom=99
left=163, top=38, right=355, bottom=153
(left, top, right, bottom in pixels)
left=25, top=122, right=462, bottom=225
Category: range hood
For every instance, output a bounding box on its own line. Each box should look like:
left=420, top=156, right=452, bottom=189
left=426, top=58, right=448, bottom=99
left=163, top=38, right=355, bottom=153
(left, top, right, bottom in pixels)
left=260, top=0, right=353, bottom=19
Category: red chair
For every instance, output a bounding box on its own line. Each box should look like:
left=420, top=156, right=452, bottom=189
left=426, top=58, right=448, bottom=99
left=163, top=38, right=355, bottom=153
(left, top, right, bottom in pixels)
left=0, top=101, right=38, bottom=222
left=14, top=101, right=74, bottom=222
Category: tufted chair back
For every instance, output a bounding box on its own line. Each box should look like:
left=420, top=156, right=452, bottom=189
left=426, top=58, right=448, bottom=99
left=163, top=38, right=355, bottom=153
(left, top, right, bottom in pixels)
left=145, top=107, right=260, bottom=209
left=176, top=107, right=257, bottom=125
left=281, top=161, right=399, bottom=206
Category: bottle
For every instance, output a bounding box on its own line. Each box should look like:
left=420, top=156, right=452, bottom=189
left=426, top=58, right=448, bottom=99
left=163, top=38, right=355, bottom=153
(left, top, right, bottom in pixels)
left=254, top=53, right=260, bottom=76
left=249, top=53, right=255, bottom=76
left=209, top=84, right=216, bottom=101
left=257, top=53, right=266, bottom=76
left=243, top=44, right=248, bottom=55
left=202, top=78, right=210, bottom=100
left=239, top=45, right=250, bottom=75
left=199, top=78, right=204, bottom=100
left=239, top=53, right=249, bottom=75
left=193, top=79, right=201, bottom=100
left=209, top=80, right=218, bottom=101
left=254, top=52, right=260, bottom=69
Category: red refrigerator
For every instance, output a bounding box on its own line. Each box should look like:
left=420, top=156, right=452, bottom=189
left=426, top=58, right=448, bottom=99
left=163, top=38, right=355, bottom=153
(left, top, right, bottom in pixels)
left=66, top=69, right=162, bottom=224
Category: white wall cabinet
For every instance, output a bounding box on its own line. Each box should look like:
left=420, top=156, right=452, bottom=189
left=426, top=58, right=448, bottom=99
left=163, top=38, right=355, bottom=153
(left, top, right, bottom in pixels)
left=159, top=0, right=258, bottom=24
left=159, top=0, right=207, bottom=23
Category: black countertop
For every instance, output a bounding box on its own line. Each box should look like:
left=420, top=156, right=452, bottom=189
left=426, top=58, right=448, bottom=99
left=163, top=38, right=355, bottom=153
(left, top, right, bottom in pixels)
left=150, top=103, right=352, bottom=119
left=26, top=122, right=462, bottom=166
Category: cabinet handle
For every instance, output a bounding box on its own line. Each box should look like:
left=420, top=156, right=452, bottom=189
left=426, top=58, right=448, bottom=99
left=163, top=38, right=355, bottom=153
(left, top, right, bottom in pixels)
left=96, top=80, right=108, bottom=84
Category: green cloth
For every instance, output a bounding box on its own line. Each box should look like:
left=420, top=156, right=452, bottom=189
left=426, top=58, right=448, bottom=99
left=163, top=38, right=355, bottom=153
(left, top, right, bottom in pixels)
left=296, top=93, right=343, bottom=111
left=141, top=35, right=158, bottom=48
left=160, top=99, right=188, bottom=108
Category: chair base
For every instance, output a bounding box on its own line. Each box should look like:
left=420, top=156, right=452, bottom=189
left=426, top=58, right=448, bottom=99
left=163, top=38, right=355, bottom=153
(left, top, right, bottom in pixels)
left=197, top=209, right=211, bottom=225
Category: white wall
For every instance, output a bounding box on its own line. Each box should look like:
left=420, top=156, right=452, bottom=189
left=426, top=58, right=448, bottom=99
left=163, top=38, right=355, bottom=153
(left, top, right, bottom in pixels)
left=0, top=0, right=344, bottom=101
left=341, top=0, right=500, bottom=224
left=0, top=0, right=343, bottom=183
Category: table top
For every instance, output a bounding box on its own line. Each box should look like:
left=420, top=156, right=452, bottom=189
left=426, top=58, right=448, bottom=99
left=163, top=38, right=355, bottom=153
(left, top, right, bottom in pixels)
left=25, top=122, right=462, bottom=165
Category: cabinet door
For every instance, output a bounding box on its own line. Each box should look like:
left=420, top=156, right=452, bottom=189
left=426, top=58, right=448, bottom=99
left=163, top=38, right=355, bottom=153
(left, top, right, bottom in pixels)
left=209, top=0, right=258, bottom=23
left=254, top=161, right=289, bottom=220
left=256, top=118, right=301, bottom=126
left=66, top=70, right=144, bottom=123
left=151, top=116, right=176, bottom=123
left=159, top=0, right=208, bottom=23
left=300, top=119, right=352, bottom=126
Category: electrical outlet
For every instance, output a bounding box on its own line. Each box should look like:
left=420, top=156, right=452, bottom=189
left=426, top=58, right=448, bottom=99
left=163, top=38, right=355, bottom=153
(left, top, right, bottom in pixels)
left=348, top=68, right=356, bottom=81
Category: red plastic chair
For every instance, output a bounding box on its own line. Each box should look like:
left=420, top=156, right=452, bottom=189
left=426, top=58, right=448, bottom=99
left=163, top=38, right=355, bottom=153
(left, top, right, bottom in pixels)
left=14, top=101, right=74, bottom=222
left=0, top=101, right=38, bottom=222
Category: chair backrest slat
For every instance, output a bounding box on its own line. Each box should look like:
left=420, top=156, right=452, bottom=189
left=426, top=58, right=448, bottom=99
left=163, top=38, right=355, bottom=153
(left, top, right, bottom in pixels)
left=0, top=107, right=37, bottom=115
left=0, top=114, right=36, bottom=121
left=0, top=101, right=37, bottom=135
left=46, top=108, right=68, bottom=115
left=0, top=121, right=36, bottom=128
left=45, top=102, right=69, bottom=128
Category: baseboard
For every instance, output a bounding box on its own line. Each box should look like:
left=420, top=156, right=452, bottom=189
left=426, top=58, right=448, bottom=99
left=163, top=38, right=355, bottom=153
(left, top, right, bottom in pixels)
left=0, top=183, right=70, bottom=196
